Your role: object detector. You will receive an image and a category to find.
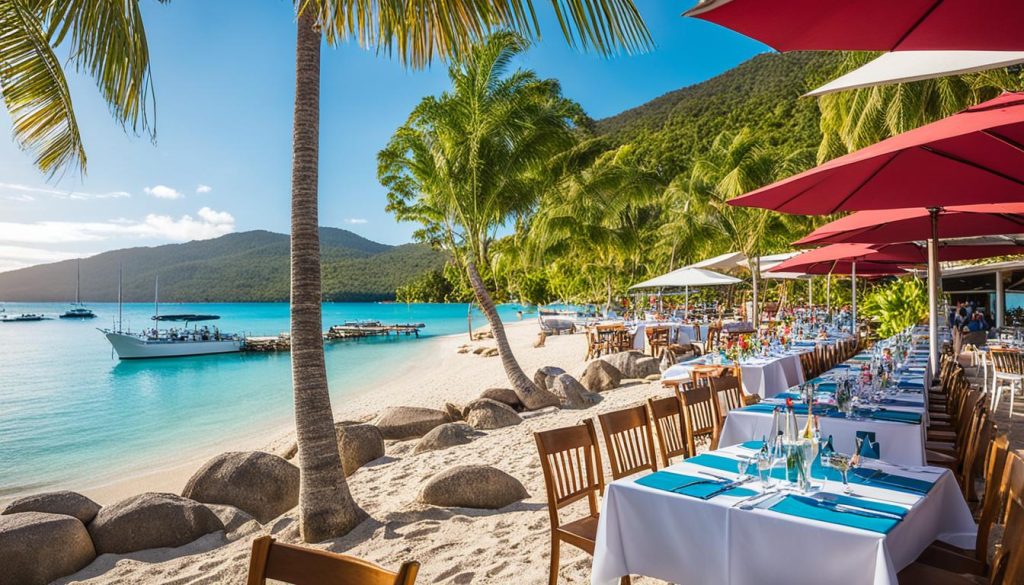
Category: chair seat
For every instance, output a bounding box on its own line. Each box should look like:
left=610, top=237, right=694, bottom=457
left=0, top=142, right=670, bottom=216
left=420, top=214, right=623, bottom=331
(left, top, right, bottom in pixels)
left=897, top=562, right=986, bottom=585
left=917, top=542, right=985, bottom=575
left=556, top=515, right=599, bottom=554
left=993, top=372, right=1024, bottom=383
left=928, top=430, right=957, bottom=441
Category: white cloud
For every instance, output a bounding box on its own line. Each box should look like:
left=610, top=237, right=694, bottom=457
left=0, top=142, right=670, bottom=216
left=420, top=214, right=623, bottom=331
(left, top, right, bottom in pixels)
left=0, top=182, right=129, bottom=200
left=0, top=246, right=86, bottom=273
left=144, top=185, right=182, bottom=200
left=344, top=218, right=369, bottom=225
left=196, top=184, right=212, bottom=194
left=0, top=208, right=236, bottom=244
left=4, top=194, right=35, bottom=202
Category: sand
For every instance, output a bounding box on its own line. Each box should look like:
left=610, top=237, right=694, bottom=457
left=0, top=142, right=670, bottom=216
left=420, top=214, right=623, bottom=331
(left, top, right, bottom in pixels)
left=56, top=319, right=672, bottom=585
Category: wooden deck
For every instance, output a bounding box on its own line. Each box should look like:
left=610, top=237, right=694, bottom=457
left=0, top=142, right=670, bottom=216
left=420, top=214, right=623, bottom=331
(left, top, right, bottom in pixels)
left=242, top=322, right=425, bottom=353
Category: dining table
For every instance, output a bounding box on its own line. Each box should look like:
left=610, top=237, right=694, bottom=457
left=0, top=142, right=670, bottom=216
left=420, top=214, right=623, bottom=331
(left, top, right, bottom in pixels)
left=630, top=321, right=710, bottom=351
left=662, top=350, right=807, bottom=399
left=591, top=442, right=976, bottom=585
left=718, top=351, right=931, bottom=466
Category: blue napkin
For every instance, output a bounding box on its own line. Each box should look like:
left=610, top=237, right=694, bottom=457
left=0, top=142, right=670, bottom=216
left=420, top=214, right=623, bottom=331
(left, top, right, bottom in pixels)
left=737, top=440, right=766, bottom=451
left=687, top=453, right=747, bottom=474
left=880, top=398, right=922, bottom=408
left=861, top=410, right=922, bottom=424
left=815, top=382, right=837, bottom=393
left=635, top=471, right=755, bottom=499
left=896, top=379, right=924, bottom=390
left=769, top=494, right=904, bottom=534
left=851, top=468, right=935, bottom=495
left=856, top=431, right=881, bottom=459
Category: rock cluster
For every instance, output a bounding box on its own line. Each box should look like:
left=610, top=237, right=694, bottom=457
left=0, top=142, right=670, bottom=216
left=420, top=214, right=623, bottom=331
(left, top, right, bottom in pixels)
left=418, top=465, right=528, bottom=509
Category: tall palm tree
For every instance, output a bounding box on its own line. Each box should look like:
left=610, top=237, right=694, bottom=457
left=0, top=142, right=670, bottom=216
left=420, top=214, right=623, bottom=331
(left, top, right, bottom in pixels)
left=378, top=31, right=583, bottom=409
left=0, top=0, right=157, bottom=175
left=673, top=130, right=814, bottom=320
left=817, top=53, right=1024, bottom=162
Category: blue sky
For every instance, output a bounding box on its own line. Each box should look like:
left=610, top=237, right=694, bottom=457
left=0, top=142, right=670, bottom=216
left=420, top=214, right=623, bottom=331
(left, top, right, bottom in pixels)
left=0, top=0, right=767, bottom=272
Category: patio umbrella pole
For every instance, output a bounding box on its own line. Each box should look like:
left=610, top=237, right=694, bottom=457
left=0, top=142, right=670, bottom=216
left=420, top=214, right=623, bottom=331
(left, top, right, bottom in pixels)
left=928, top=207, right=941, bottom=377
left=685, top=285, right=690, bottom=321
left=851, top=261, right=857, bottom=334
left=808, top=278, right=812, bottom=308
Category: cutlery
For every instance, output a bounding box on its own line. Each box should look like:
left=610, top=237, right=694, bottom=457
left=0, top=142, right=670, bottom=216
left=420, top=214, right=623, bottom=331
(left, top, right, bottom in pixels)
left=697, top=470, right=734, bottom=482
left=743, top=492, right=785, bottom=510
left=733, top=490, right=773, bottom=508
left=847, top=490, right=913, bottom=506
left=670, top=478, right=724, bottom=493
left=808, top=497, right=904, bottom=521
left=704, top=476, right=754, bottom=499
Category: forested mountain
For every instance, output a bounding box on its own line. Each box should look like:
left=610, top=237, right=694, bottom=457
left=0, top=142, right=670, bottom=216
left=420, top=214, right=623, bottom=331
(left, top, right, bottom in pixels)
left=0, top=228, right=446, bottom=302
left=595, top=51, right=845, bottom=177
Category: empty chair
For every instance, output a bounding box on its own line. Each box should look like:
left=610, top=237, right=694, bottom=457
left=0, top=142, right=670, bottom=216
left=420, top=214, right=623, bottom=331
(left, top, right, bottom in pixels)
left=675, top=384, right=720, bottom=455
left=990, top=348, right=1023, bottom=417
left=533, top=420, right=631, bottom=585
left=646, top=325, right=671, bottom=358
left=710, top=375, right=747, bottom=426
left=598, top=405, right=659, bottom=480
left=247, top=536, right=418, bottom=585
left=647, top=395, right=689, bottom=467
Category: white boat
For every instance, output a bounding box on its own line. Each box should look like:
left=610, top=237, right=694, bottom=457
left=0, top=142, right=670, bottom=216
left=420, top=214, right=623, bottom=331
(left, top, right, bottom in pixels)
left=61, top=259, right=97, bottom=319
left=104, top=329, right=242, bottom=359
left=100, top=272, right=242, bottom=359
left=1, top=313, right=48, bottom=322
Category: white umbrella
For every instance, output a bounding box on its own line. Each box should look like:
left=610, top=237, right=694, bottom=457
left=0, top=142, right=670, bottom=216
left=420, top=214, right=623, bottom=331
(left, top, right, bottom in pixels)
left=630, top=267, right=742, bottom=320
left=806, top=51, right=1024, bottom=97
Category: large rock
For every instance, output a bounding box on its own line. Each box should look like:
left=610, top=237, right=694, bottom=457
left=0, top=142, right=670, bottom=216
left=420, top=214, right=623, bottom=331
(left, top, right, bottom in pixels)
left=375, top=406, right=451, bottom=440
left=533, top=366, right=567, bottom=390
left=465, top=398, right=522, bottom=430
left=550, top=373, right=596, bottom=409
left=2, top=490, right=100, bottom=524
left=87, top=492, right=223, bottom=555
left=414, top=423, right=477, bottom=454
left=418, top=465, right=529, bottom=509
left=581, top=359, right=622, bottom=392
left=336, top=423, right=385, bottom=476
left=204, top=503, right=256, bottom=534
left=600, top=351, right=660, bottom=379
left=514, top=383, right=562, bottom=411
left=480, top=387, right=523, bottom=410
left=182, top=451, right=298, bottom=523
left=0, top=512, right=96, bottom=585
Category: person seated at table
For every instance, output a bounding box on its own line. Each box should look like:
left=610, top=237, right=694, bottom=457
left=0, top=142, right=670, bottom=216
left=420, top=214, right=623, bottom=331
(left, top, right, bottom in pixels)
left=965, top=312, right=989, bottom=333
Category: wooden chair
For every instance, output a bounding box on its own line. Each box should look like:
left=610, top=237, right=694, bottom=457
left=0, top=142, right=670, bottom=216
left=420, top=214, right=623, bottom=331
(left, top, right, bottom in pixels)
left=534, top=421, right=630, bottom=585
left=647, top=395, right=689, bottom=467
left=898, top=451, right=1024, bottom=585
left=247, top=536, right=418, bottom=585
left=598, top=405, right=658, bottom=480
left=710, top=375, right=746, bottom=427
left=691, top=364, right=728, bottom=388
left=799, top=351, right=818, bottom=380
left=916, top=433, right=1009, bottom=575
left=646, top=325, right=671, bottom=358
left=675, top=384, right=720, bottom=455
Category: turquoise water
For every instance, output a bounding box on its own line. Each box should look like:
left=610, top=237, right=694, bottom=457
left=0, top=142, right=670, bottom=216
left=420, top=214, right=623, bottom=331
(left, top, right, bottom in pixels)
left=0, top=302, right=524, bottom=500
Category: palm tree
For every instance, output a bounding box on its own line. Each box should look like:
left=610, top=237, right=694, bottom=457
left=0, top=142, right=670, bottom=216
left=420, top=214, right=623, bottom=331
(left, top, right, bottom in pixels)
left=529, top=141, right=664, bottom=312
left=378, top=31, right=584, bottom=409
left=0, top=0, right=157, bottom=175
left=673, top=130, right=815, bottom=321
left=817, top=53, right=1024, bottom=162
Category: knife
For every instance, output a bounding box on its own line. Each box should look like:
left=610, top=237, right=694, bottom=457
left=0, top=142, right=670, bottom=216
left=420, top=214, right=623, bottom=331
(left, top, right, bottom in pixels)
left=703, top=476, right=754, bottom=499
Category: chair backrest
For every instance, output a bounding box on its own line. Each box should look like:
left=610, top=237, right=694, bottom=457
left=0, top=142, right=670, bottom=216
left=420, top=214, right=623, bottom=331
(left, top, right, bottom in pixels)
left=675, top=384, right=719, bottom=455
left=247, top=537, right=418, bottom=585
left=534, top=420, right=604, bottom=527
left=991, top=452, right=1024, bottom=585
left=959, top=415, right=994, bottom=500
left=647, top=396, right=689, bottom=467
left=798, top=351, right=817, bottom=380
left=991, top=348, right=1022, bottom=375
left=974, top=433, right=1010, bottom=566
left=598, top=405, right=658, bottom=480
left=710, top=375, right=745, bottom=426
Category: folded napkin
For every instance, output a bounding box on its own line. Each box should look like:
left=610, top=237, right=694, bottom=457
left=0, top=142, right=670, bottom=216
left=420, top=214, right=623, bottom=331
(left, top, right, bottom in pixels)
left=896, top=379, right=925, bottom=390
left=635, top=471, right=755, bottom=499
left=859, top=409, right=922, bottom=424
left=879, top=398, right=922, bottom=408
left=851, top=468, right=935, bottom=495
left=686, top=453, right=747, bottom=474
left=856, top=431, right=881, bottom=459
left=815, top=382, right=837, bottom=393
left=737, top=440, right=767, bottom=451
left=769, top=494, right=905, bottom=534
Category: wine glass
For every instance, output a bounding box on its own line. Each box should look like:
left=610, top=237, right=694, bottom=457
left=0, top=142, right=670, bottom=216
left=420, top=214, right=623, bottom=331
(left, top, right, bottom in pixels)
left=829, top=453, right=853, bottom=493
left=756, top=451, right=773, bottom=490
left=736, top=456, right=751, bottom=480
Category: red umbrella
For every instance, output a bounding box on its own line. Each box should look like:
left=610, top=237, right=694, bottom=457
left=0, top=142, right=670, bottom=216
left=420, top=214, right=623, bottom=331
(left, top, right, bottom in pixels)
left=729, top=93, right=1024, bottom=215
left=771, top=243, right=1024, bottom=272
left=794, top=204, right=1024, bottom=247
left=685, top=0, right=1023, bottom=52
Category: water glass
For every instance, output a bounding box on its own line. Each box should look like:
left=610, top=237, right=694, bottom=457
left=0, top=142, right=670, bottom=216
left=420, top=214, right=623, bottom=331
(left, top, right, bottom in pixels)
left=736, top=456, right=751, bottom=480
left=756, top=452, right=772, bottom=490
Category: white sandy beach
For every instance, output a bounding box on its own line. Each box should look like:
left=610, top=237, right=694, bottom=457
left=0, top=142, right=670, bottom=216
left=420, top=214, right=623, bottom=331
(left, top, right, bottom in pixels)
left=59, top=319, right=670, bottom=584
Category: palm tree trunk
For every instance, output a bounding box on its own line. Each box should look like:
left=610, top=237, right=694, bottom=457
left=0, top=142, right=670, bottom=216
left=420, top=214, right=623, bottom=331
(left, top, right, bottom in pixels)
left=465, top=259, right=559, bottom=410
left=290, top=8, right=364, bottom=543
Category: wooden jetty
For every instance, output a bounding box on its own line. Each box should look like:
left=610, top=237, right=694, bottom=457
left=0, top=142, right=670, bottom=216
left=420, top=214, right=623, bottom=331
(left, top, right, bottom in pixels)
left=242, top=322, right=425, bottom=353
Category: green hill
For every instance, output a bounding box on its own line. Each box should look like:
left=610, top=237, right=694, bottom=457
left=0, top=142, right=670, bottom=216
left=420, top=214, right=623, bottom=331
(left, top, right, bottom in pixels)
left=0, top=228, right=446, bottom=302
left=595, top=51, right=845, bottom=176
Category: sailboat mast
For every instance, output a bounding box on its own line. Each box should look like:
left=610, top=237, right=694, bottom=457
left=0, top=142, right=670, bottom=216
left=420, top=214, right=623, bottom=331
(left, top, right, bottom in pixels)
left=154, top=276, right=159, bottom=336
left=75, top=259, right=81, bottom=305
left=117, top=264, right=123, bottom=332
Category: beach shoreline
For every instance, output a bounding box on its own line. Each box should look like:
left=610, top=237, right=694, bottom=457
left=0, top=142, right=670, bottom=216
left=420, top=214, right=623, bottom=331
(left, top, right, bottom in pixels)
left=77, top=319, right=539, bottom=505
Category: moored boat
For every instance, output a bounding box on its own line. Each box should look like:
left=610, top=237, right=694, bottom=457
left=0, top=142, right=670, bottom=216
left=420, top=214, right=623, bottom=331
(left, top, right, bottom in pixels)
left=60, top=260, right=97, bottom=319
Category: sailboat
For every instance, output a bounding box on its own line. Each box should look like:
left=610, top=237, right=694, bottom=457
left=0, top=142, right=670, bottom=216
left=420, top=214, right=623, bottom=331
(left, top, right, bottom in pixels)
left=61, top=259, right=97, bottom=319
left=100, top=273, right=242, bottom=359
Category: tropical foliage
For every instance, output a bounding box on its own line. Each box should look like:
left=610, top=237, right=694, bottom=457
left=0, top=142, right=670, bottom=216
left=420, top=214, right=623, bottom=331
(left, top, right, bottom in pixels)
left=861, top=277, right=929, bottom=338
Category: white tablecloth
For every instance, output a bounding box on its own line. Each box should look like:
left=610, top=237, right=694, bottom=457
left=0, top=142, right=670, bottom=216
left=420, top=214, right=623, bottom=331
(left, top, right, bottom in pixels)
left=719, top=407, right=927, bottom=466
left=662, top=352, right=807, bottom=398
left=592, top=445, right=976, bottom=585
left=631, top=322, right=709, bottom=351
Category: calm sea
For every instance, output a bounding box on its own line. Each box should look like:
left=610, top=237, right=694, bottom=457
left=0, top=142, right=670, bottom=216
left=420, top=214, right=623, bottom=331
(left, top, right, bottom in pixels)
left=0, top=302, right=525, bottom=500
